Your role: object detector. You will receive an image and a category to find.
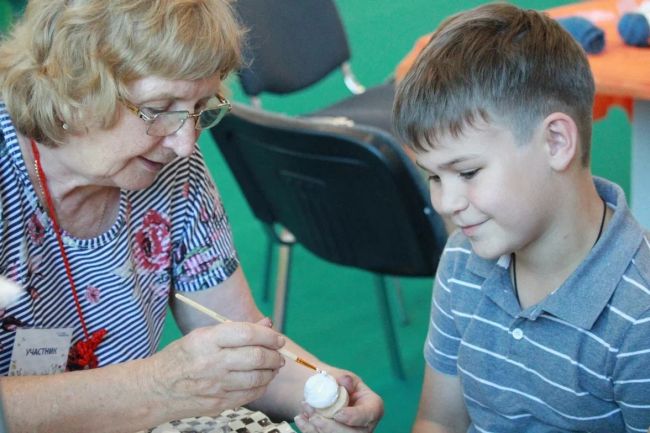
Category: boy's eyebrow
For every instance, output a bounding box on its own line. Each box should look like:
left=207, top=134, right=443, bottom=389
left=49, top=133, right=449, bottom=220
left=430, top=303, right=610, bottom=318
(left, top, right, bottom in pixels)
left=415, top=155, right=479, bottom=172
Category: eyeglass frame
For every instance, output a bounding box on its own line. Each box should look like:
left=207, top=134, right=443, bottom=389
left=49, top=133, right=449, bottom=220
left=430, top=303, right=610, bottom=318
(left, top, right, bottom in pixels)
left=122, top=93, right=232, bottom=137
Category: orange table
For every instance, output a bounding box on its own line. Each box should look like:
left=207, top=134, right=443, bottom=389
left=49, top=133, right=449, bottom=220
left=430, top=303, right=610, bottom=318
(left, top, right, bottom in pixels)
left=548, top=0, right=650, bottom=228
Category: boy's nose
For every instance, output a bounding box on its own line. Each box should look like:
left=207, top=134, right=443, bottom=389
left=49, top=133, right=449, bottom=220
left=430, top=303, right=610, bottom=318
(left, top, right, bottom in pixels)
left=436, top=184, right=469, bottom=216
left=163, top=119, right=198, bottom=158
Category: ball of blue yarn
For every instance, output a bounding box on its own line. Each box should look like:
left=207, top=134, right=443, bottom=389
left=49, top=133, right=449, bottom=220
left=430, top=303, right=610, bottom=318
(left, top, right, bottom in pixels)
left=618, top=13, right=650, bottom=47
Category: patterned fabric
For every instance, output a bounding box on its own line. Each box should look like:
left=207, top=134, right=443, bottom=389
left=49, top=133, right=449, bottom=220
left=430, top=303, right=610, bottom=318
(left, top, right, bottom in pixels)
left=142, top=407, right=296, bottom=433
left=425, top=178, right=650, bottom=433
left=0, top=102, right=239, bottom=374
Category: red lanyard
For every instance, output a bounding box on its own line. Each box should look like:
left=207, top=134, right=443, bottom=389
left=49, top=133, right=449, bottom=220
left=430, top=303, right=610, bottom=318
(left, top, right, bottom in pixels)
left=30, top=138, right=107, bottom=370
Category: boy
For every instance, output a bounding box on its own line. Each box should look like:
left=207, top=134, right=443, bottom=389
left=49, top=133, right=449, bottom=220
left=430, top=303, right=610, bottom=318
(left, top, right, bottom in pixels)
left=393, top=3, right=650, bottom=433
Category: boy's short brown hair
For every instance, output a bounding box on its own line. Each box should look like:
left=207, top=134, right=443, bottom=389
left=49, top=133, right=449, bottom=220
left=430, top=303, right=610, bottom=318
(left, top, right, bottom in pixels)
left=393, top=3, right=595, bottom=166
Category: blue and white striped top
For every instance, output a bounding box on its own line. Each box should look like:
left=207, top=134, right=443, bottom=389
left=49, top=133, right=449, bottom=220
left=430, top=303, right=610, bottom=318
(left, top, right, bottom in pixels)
left=0, top=102, right=239, bottom=374
left=425, top=178, right=650, bottom=433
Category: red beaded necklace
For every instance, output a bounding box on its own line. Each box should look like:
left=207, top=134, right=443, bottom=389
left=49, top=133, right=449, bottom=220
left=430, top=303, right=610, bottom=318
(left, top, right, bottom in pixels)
left=30, top=138, right=107, bottom=370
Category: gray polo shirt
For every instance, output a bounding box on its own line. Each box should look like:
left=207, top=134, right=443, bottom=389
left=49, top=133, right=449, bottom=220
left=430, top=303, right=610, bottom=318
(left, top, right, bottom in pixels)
left=425, top=177, right=650, bottom=433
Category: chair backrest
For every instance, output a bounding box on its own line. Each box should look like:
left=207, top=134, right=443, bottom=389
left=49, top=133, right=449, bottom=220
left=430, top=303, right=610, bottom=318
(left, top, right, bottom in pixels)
left=235, top=0, right=351, bottom=97
left=211, top=103, right=448, bottom=277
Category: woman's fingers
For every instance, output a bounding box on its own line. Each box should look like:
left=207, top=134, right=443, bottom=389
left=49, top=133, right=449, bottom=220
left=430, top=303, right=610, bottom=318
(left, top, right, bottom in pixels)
left=217, top=345, right=285, bottom=371
left=219, top=367, right=281, bottom=391
left=212, top=321, right=285, bottom=350
left=158, top=321, right=287, bottom=403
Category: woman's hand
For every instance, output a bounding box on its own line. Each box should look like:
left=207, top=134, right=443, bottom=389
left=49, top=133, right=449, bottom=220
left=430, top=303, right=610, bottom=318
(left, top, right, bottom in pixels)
left=294, top=373, right=384, bottom=433
left=148, top=318, right=286, bottom=418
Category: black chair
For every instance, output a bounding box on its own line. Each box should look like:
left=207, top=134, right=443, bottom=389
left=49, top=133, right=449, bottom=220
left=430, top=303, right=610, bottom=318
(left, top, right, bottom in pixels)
left=233, top=0, right=423, bottom=312
left=211, top=103, right=448, bottom=378
left=234, top=0, right=396, bottom=133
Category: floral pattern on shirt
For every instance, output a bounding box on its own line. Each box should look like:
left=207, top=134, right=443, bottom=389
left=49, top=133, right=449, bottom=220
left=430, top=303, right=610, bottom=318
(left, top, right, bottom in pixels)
left=27, top=208, right=47, bottom=246
left=132, top=210, right=171, bottom=272
left=84, top=285, right=101, bottom=304
left=171, top=178, right=235, bottom=285
left=173, top=243, right=225, bottom=284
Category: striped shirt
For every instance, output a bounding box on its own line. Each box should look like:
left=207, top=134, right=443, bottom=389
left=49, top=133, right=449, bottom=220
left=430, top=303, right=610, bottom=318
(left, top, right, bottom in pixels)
left=425, top=177, right=650, bottom=433
left=0, top=102, right=239, bottom=373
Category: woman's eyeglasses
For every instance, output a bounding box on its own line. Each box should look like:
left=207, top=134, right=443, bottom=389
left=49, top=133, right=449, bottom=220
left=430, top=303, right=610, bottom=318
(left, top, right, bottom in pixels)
left=123, top=94, right=231, bottom=137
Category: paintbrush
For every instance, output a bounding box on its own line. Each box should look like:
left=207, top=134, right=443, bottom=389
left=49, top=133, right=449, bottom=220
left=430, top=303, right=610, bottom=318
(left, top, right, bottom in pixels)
left=174, top=293, right=322, bottom=372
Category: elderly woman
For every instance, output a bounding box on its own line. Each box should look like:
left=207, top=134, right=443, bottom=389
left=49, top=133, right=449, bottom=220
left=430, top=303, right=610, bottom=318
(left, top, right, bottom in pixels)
left=0, top=1, right=383, bottom=432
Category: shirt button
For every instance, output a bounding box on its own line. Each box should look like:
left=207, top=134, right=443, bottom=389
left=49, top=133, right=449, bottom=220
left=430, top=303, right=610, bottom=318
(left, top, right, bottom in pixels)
left=512, top=328, right=524, bottom=340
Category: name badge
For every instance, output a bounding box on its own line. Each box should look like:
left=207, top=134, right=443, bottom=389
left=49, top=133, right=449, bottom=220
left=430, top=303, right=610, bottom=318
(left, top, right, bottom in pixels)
left=9, top=328, right=73, bottom=376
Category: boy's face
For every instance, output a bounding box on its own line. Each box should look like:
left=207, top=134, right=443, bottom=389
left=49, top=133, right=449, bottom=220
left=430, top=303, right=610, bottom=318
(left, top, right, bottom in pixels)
left=415, top=120, right=553, bottom=260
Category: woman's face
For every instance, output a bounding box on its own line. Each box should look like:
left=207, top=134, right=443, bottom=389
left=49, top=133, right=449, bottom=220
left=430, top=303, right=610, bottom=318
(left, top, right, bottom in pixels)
left=57, top=74, right=222, bottom=191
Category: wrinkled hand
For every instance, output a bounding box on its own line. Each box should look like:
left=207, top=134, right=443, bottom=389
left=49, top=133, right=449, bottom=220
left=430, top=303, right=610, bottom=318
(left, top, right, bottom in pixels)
left=150, top=318, right=285, bottom=417
left=294, top=373, right=384, bottom=433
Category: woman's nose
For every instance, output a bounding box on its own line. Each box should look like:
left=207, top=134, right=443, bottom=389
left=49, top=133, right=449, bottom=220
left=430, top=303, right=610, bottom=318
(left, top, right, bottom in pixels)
left=163, top=119, right=198, bottom=158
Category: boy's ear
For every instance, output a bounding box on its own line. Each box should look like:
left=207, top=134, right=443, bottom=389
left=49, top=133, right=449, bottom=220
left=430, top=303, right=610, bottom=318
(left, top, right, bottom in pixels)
left=543, top=112, right=579, bottom=171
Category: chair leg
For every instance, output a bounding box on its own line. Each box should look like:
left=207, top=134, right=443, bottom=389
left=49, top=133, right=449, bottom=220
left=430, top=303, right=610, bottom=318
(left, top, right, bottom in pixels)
left=391, top=277, right=410, bottom=326
left=375, top=275, right=406, bottom=380
left=261, top=232, right=275, bottom=302
left=272, top=228, right=295, bottom=333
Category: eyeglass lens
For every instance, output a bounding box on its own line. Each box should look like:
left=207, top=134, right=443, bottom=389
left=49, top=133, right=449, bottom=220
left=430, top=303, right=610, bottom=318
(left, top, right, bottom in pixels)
left=197, top=107, right=229, bottom=129
left=147, top=107, right=228, bottom=136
